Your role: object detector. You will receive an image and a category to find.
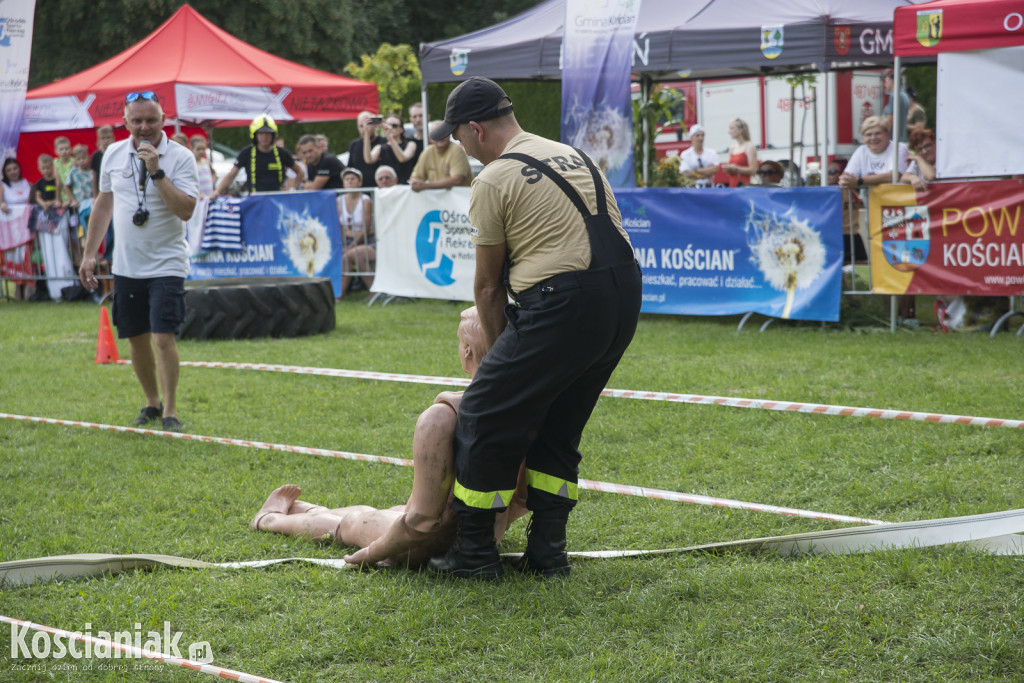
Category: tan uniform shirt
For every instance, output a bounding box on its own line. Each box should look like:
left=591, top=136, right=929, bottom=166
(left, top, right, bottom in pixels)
left=470, top=132, right=628, bottom=292
left=410, top=143, right=472, bottom=185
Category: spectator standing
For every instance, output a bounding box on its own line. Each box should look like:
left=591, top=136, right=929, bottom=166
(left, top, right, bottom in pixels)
left=408, top=102, right=425, bottom=164
left=374, top=165, right=398, bottom=187
left=722, top=118, right=757, bottom=187
left=0, top=158, right=33, bottom=299
left=348, top=112, right=384, bottom=189
left=339, top=167, right=374, bottom=296
left=297, top=134, right=344, bottom=190
left=1, top=157, right=32, bottom=210
left=33, top=155, right=60, bottom=212
left=409, top=121, right=472, bottom=192
left=213, top=115, right=303, bottom=196
left=755, top=160, right=784, bottom=186
left=52, top=136, right=75, bottom=208
left=315, top=135, right=330, bottom=155
left=905, top=86, right=926, bottom=136
left=78, top=91, right=199, bottom=432
left=189, top=134, right=217, bottom=198
left=901, top=128, right=936, bottom=191
left=840, top=115, right=913, bottom=324
left=838, top=116, right=910, bottom=191
left=90, top=126, right=116, bottom=197
left=678, top=124, right=718, bottom=187
left=882, top=69, right=911, bottom=143
left=368, top=113, right=418, bottom=184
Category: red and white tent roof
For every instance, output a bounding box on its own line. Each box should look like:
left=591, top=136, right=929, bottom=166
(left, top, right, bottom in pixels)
left=23, top=4, right=378, bottom=131
left=894, top=0, right=1024, bottom=56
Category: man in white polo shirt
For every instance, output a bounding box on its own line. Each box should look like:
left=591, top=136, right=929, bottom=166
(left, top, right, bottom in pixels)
left=79, top=91, right=198, bottom=432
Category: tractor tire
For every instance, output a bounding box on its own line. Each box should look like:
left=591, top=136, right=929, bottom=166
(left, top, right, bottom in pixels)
left=180, top=277, right=335, bottom=340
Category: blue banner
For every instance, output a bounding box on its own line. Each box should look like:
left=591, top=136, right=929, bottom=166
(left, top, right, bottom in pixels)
left=561, top=0, right=640, bottom=188
left=189, top=191, right=342, bottom=296
left=0, top=2, right=36, bottom=158
left=618, top=187, right=843, bottom=321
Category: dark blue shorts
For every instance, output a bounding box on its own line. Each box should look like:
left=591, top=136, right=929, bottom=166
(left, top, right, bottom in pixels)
left=112, top=275, right=186, bottom=338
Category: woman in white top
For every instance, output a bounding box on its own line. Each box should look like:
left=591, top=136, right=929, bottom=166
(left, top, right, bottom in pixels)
left=339, top=167, right=374, bottom=295
left=1, top=158, right=32, bottom=212
left=838, top=116, right=910, bottom=191
left=678, top=125, right=719, bottom=188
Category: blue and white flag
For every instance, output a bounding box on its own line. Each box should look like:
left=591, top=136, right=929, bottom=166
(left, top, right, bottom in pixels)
left=561, top=0, right=641, bottom=188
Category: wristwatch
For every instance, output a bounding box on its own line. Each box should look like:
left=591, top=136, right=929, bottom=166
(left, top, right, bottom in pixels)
left=856, top=175, right=863, bottom=187
left=151, top=169, right=166, bottom=180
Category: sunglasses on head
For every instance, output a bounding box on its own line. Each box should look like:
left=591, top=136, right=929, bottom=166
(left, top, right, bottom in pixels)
left=125, top=91, right=157, bottom=103
left=828, top=168, right=841, bottom=175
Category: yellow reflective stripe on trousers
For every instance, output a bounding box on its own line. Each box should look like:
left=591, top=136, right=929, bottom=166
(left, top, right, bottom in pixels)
left=453, top=480, right=514, bottom=509
left=526, top=469, right=579, bottom=500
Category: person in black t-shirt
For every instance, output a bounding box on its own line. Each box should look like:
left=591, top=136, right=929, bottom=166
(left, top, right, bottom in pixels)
left=296, top=134, right=344, bottom=190
left=346, top=111, right=384, bottom=189
left=32, top=154, right=60, bottom=211
left=213, top=115, right=304, bottom=196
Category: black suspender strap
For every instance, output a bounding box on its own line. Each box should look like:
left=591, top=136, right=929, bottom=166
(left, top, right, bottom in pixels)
left=498, top=151, right=604, bottom=222
left=572, top=147, right=607, bottom=215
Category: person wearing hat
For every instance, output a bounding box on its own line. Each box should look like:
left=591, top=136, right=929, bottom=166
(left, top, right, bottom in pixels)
left=339, top=167, right=375, bottom=295
left=678, top=124, right=719, bottom=188
left=409, top=120, right=473, bottom=192
left=426, top=76, right=642, bottom=580
left=212, top=114, right=304, bottom=196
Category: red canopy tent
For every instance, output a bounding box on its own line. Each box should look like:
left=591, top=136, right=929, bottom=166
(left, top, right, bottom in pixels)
left=22, top=4, right=377, bottom=131
left=892, top=0, right=1024, bottom=178
left=893, top=0, right=1024, bottom=56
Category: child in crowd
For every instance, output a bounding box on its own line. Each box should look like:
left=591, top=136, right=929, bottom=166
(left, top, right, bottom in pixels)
left=190, top=134, right=217, bottom=198
left=52, top=136, right=75, bottom=208
left=33, top=155, right=60, bottom=212
left=64, top=144, right=94, bottom=262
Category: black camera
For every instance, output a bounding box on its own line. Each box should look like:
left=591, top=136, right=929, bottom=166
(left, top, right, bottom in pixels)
left=132, top=207, right=150, bottom=226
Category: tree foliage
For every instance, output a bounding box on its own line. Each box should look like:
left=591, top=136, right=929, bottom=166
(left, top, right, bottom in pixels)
left=345, top=43, right=421, bottom=117
left=29, top=0, right=546, bottom=89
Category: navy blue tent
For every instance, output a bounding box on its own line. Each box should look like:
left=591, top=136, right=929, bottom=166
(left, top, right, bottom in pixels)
left=419, top=0, right=932, bottom=83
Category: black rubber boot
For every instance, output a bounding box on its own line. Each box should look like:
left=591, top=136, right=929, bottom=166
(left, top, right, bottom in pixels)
left=428, top=510, right=503, bottom=579
left=514, top=509, right=571, bottom=578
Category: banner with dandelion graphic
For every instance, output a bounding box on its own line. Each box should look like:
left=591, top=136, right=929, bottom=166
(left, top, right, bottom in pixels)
left=189, top=191, right=342, bottom=296
left=618, top=187, right=843, bottom=321
left=561, top=0, right=641, bottom=188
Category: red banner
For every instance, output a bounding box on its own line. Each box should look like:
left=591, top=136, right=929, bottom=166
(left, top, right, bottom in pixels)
left=868, top=180, right=1024, bottom=296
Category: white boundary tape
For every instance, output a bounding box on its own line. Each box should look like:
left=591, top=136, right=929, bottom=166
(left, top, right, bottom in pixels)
left=0, top=615, right=282, bottom=683
left=151, top=360, right=1024, bottom=430
left=0, top=412, right=882, bottom=526
left=2, top=505, right=1022, bottom=587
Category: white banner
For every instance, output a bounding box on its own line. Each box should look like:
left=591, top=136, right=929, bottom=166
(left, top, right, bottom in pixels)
left=372, top=186, right=475, bottom=301
left=936, top=46, right=1024, bottom=179
left=0, top=2, right=37, bottom=153
left=174, top=84, right=293, bottom=122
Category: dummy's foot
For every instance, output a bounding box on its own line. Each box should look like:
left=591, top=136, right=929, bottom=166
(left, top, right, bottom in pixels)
left=250, top=485, right=303, bottom=531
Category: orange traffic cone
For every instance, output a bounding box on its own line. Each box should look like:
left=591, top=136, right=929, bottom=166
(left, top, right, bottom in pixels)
left=95, top=305, right=120, bottom=364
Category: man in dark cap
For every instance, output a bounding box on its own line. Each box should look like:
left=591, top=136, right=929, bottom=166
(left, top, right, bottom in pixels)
left=427, top=76, right=642, bottom=579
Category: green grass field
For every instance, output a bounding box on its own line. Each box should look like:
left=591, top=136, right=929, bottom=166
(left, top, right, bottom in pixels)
left=1, top=296, right=1022, bottom=681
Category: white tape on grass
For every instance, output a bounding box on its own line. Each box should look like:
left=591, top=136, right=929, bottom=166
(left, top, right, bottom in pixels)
left=150, top=360, right=1024, bottom=430
left=0, top=412, right=882, bottom=525
left=1, top=508, right=1021, bottom=587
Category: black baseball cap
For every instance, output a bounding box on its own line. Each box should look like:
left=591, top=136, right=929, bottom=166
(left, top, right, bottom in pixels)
left=430, top=76, right=514, bottom=141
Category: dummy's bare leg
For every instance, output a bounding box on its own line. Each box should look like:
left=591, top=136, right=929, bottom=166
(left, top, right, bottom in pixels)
left=344, top=402, right=458, bottom=566
left=252, top=484, right=404, bottom=546
left=251, top=485, right=304, bottom=531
